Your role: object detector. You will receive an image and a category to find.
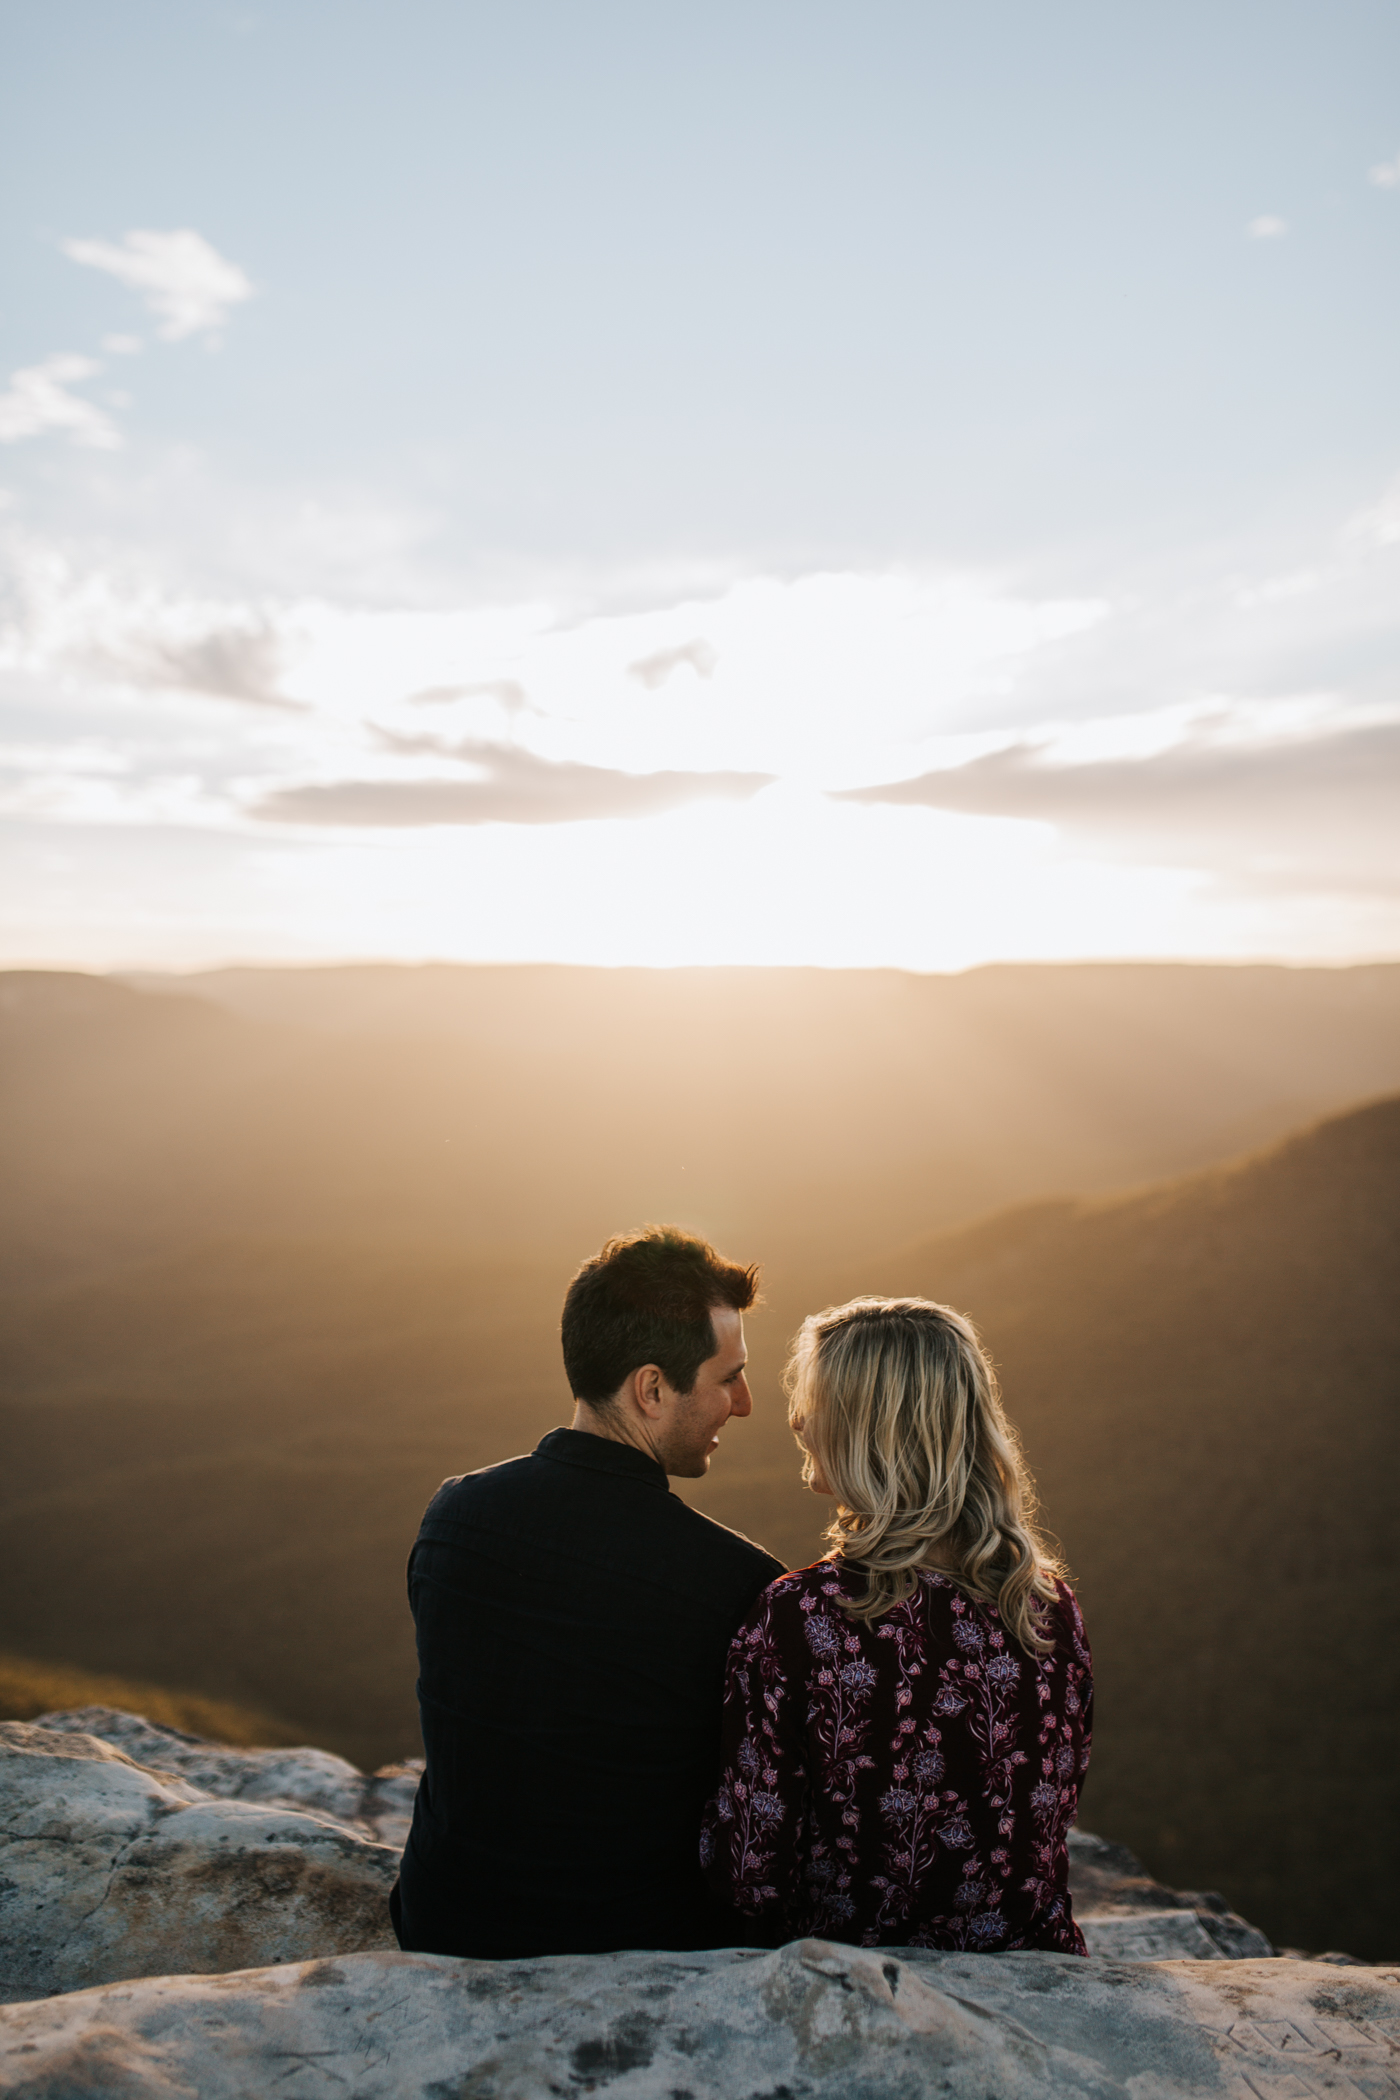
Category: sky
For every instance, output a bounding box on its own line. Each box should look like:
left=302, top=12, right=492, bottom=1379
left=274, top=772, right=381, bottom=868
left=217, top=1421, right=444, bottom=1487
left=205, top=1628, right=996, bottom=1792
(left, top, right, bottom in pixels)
left=2, top=0, right=1398, bottom=972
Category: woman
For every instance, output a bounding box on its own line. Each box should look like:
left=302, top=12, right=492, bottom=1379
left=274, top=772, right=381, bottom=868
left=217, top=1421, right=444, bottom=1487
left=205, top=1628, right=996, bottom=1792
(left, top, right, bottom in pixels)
left=700, top=1296, right=1091, bottom=1952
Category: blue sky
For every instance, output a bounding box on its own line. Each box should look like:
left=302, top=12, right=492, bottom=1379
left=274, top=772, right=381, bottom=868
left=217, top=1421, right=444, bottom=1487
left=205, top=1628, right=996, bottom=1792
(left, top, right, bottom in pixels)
left=2, top=0, right=1398, bottom=968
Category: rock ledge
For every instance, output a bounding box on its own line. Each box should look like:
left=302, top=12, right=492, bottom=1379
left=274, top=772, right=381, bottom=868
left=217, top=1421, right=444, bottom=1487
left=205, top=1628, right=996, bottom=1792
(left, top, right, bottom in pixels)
left=2, top=1942, right=1397, bottom=2100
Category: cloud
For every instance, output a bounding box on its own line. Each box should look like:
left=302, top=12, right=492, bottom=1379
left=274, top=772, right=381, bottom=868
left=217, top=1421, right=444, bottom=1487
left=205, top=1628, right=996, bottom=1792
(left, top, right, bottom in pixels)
left=628, top=638, right=718, bottom=690
left=1369, top=152, right=1400, bottom=189
left=1246, top=216, right=1288, bottom=239
left=251, top=743, right=773, bottom=827
left=0, top=355, right=122, bottom=450
left=836, top=716, right=1400, bottom=886
left=111, top=622, right=302, bottom=709
left=62, top=230, right=254, bottom=340
left=408, top=680, right=530, bottom=709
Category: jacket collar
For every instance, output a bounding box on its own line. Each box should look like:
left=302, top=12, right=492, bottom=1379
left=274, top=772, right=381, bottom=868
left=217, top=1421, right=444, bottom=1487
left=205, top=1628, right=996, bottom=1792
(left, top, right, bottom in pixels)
left=535, top=1425, right=671, bottom=1492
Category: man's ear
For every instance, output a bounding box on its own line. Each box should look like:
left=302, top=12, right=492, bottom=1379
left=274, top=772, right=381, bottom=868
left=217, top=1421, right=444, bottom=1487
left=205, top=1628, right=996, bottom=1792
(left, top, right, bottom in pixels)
left=631, top=1363, right=667, bottom=1420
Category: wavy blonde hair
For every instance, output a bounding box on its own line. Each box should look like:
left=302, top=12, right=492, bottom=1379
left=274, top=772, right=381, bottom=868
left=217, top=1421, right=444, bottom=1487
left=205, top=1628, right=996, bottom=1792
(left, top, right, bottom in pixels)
left=785, top=1296, right=1063, bottom=1652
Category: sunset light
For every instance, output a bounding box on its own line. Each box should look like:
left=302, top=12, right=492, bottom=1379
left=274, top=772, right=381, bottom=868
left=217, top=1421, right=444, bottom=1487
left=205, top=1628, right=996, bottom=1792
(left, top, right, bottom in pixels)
left=3, top=5, right=1398, bottom=971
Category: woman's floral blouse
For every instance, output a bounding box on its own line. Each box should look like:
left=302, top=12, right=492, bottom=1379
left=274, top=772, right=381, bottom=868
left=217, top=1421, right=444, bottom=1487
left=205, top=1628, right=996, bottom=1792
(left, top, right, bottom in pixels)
left=700, top=1561, right=1092, bottom=1952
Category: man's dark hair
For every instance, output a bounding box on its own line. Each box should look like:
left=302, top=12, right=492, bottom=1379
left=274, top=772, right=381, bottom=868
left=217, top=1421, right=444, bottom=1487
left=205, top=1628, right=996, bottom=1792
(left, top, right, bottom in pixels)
left=562, top=1225, right=759, bottom=1406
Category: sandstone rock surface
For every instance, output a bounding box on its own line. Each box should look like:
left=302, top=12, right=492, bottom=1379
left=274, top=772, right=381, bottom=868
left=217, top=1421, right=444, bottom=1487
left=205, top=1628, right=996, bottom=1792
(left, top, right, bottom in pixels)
left=33, top=1705, right=421, bottom=1848
left=1068, top=1830, right=1273, bottom=1960
left=24, top=1710, right=1275, bottom=1959
left=3, top=1712, right=1379, bottom=2096
left=2, top=1942, right=1397, bottom=2099
left=3, top=1710, right=1285, bottom=2011
left=0, top=1723, right=397, bottom=2000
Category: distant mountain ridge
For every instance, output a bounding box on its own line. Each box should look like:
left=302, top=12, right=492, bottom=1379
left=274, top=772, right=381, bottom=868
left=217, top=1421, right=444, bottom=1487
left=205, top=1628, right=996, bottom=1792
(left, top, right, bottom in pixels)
left=4, top=960, right=1399, bottom=1284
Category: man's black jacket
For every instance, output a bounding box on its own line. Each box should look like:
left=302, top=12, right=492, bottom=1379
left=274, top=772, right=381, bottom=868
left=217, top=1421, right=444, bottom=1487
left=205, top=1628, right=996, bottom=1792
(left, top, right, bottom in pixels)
left=394, top=1426, right=785, bottom=1959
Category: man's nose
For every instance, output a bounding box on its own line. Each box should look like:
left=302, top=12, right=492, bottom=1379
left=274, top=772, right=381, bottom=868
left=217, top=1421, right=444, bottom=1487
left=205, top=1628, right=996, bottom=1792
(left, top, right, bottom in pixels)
left=730, top=1376, right=753, bottom=1418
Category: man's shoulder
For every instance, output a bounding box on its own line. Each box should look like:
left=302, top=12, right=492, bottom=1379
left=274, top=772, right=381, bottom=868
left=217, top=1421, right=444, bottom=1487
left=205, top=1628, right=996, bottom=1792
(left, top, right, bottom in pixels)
left=432, top=1449, right=538, bottom=1493
left=664, top=1493, right=786, bottom=1585
left=418, top=1449, right=545, bottom=1523
left=414, top=1444, right=784, bottom=1587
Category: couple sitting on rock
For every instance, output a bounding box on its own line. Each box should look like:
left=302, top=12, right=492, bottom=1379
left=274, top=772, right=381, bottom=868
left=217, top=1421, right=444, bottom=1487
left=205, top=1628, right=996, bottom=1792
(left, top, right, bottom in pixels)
left=391, top=1225, right=1092, bottom=1961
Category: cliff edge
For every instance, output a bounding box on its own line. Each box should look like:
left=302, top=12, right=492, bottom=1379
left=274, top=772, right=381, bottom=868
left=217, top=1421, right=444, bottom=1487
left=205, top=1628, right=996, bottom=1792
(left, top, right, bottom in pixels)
left=2, top=1711, right=1391, bottom=2099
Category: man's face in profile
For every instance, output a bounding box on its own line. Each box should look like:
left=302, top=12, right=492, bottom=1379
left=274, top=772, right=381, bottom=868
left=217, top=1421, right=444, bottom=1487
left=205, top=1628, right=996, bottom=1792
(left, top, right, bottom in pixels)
left=657, top=1305, right=753, bottom=1478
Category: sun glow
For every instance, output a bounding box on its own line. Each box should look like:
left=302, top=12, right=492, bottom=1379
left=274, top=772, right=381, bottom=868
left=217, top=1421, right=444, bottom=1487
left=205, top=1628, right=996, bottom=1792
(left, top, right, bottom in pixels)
left=3, top=547, right=1399, bottom=972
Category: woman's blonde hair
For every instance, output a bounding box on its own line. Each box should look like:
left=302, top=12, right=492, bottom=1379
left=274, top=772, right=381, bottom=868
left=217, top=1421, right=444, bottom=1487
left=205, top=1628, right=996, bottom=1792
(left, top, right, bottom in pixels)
left=785, top=1296, right=1062, bottom=1652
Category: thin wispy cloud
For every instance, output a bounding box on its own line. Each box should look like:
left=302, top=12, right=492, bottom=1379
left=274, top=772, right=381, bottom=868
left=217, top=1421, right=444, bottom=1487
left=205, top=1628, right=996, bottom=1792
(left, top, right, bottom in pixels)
left=408, top=680, right=531, bottom=710
left=1246, top=215, right=1288, bottom=240
left=62, top=229, right=254, bottom=341
left=253, top=743, right=773, bottom=828
left=1369, top=151, right=1400, bottom=190
left=628, top=639, right=718, bottom=691
left=116, top=623, right=301, bottom=710
left=0, top=356, right=122, bottom=450
left=837, top=715, right=1400, bottom=889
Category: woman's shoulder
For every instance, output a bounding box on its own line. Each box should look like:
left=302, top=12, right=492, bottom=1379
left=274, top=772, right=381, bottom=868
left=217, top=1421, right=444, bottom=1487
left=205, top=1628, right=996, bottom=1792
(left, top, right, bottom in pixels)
left=740, top=1560, right=856, bottom=1634
left=1043, top=1575, right=1091, bottom=1664
left=914, top=1568, right=1089, bottom=1661
left=761, top=1559, right=854, bottom=1605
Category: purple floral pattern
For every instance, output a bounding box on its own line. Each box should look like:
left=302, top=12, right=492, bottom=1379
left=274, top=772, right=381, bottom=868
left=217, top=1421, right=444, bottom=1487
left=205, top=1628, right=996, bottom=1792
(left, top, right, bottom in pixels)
left=699, top=1562, right=1092, bottom=1952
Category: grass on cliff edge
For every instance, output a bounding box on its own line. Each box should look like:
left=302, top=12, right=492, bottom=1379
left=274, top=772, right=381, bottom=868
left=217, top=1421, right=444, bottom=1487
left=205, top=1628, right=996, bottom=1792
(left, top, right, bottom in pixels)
left=0, top=1652, right=304, bottom=1747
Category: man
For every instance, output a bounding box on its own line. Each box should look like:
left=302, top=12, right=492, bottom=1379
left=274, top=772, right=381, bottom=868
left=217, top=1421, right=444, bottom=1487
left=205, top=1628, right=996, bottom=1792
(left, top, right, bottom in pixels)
left=392, top=1225, right=785, bottom=1958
